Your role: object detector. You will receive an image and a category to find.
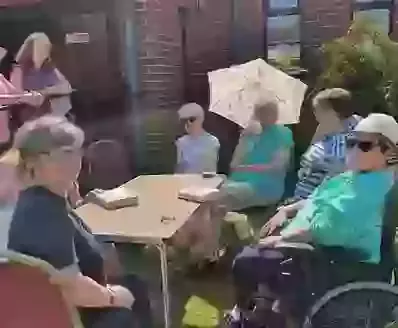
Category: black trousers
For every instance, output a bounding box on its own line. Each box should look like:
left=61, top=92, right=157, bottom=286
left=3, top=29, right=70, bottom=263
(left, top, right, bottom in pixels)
left=79, top=274, right=153, bottom=328
left=232, top=246, right=290, bottom=309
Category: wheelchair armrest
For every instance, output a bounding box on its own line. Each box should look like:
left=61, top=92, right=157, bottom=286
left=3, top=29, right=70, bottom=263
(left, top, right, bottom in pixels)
left=317, top=246, right=369, bottom=263
left=274, top=241, right=315, bottom=251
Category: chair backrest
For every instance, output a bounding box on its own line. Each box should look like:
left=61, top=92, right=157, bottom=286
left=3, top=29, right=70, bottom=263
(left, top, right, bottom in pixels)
left=82, top=139, right=132, bottom=192
left=0, top=251, right=82, bottom=328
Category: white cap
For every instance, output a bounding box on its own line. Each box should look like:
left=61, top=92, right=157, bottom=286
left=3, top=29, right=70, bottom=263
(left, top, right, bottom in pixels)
left=178, top=103, right=204, bottom=119
left=355, top=113, right=398, bottom=145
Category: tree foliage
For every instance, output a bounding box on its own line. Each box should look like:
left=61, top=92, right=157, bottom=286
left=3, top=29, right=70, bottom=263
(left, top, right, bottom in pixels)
left=317, top=18, right=398, bottom=116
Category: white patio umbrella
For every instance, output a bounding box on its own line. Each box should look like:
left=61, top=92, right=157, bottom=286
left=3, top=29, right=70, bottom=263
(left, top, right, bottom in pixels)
left=208, top=58, right=307, bottom=127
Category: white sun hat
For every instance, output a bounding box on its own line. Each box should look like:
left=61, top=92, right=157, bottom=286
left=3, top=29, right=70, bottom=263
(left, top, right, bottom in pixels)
left=178, top=103, right=205, bottom=119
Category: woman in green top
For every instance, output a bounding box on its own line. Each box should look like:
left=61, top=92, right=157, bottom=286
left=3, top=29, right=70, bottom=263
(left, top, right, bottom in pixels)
left=220, top=100, right=294, bottom=211
left=227, top=113, right=398, bottom=327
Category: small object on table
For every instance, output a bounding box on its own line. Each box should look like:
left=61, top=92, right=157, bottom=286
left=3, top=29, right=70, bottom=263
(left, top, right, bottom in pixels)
left=85, top=187, right=139, bottom=210
left=178, top=186, right=219, bottom=203
left=161, top=216, right=176, bottom=224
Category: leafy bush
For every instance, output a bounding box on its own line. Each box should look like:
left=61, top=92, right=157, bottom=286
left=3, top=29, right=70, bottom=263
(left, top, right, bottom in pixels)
left=316, top=17, right=398, bottom=116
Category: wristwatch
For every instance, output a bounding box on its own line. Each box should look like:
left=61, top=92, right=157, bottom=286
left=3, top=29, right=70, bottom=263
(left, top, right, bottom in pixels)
left=107, top=287, right=116, bottom=306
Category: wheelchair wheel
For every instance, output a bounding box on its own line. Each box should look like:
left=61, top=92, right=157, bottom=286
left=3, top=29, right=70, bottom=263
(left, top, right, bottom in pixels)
left=302, top=282, right=398, bottom=328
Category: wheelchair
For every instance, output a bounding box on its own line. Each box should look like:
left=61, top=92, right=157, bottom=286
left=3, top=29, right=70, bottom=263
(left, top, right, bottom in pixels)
left=226, top=178, right=398, bottom=328
left=231, top=238, right=398, bottom=328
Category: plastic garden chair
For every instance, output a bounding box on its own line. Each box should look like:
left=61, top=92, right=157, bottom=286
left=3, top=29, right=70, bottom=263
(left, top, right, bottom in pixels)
left=82, top=139, right=132, bottom=192
left=0, top=250, right=83, bottom=328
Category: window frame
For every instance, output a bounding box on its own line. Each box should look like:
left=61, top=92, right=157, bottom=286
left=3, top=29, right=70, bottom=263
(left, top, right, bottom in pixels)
left=265, top=0, right=301, bottom=61
left=352, top=0, right=393, bottom=34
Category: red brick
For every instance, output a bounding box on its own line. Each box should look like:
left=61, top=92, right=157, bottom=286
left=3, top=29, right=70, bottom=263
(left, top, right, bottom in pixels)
left=391, top=0, right=398, bottom=40
left=301, top=0, right=351, bottom=70
left=135, top=0, right=365, bottom=106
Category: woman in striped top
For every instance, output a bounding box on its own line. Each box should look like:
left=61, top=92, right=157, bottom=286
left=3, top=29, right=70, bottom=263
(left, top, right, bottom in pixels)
left=261, top=88, right=363, bottom=236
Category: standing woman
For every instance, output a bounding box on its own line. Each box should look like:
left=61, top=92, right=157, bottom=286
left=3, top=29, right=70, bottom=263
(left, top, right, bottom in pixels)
left=11, top=33, right=72, bottom=121
left=7, top=115, right=153, bottom=328
left=0, top=46, right=44, bottom=152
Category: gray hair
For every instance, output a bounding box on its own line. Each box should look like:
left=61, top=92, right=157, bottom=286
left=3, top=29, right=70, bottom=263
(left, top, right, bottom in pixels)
left=13, top=115, right=84, bottom=159
left=312, top=88, right=354, bottom=119
left=13, top=115, right=84, bottom=178
left=253, top=98, right=279, bottom=123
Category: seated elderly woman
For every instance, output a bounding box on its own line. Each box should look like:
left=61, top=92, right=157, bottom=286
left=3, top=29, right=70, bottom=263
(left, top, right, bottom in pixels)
left=220, top=99, right=293, bottom=211
left=175, top=103, right=220, bottom=174
left=227, top=113, right=398, bottom=327
left=261, top=88, right=362, bottom=236
left=6, top=116, right=153, bottom=328
left=171, top=100, right=293, bottom=268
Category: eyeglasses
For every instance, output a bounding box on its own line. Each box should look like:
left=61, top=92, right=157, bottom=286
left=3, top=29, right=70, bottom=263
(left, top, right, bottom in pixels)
left=40, top=147, right=83, bottom=160
left=346, top=139, right=388, bottom=153
left=181, top=116, right=197, bottom=124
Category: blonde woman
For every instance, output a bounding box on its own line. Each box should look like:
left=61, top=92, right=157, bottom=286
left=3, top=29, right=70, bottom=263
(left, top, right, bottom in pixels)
left=11, top=33, right=72, bottom=119
left=0, top=46, right=44, bottom=150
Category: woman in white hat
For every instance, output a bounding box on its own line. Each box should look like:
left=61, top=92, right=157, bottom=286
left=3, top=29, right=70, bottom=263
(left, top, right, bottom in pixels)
left=176, top=102, right=220, bottom=174
left=10, top=33, right=72, bottom=120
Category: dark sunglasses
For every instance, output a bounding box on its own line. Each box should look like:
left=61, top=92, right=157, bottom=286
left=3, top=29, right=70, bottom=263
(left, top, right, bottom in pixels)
left=181, top=116, right=197, bottom=124
left=347, top=138, right=389, bottom=153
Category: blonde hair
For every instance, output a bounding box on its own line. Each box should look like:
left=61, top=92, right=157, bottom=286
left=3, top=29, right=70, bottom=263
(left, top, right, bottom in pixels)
left=0, top=149, right=19, bottom=167
left=15, top=32, right=52, bottom=69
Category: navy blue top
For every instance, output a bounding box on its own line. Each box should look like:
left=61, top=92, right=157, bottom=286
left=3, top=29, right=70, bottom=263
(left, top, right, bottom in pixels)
left=8, top=186, right=105, bottom=285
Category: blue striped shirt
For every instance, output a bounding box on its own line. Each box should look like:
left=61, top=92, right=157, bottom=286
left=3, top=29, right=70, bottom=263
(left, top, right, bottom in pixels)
left=294, top=115, right=362, bottom=200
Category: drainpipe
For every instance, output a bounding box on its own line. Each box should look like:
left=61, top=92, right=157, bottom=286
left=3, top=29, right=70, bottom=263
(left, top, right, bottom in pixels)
left=178, top=6, right=189, bottom=103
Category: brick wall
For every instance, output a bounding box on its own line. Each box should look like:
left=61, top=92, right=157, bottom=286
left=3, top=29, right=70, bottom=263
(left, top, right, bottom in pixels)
left=391, top=0, right=398, bottom=39
left=300, top=0, right=352, bottom=72
left=135, top=0, right=235, bottom=109
left=136, top=0, right=398, bottom=108
left=134, top=0, right=184, bottom=109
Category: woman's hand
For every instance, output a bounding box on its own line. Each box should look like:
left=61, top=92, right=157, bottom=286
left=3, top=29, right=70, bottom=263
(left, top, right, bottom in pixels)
left=241, top=120, right=262, bottom=136
left=68, top=181, right=83, bottom=208
left=259, top=209, right=288, bottom=238
left=109, top=285, right=135, bottom=308
left=20, top=91, right=45, bottom=107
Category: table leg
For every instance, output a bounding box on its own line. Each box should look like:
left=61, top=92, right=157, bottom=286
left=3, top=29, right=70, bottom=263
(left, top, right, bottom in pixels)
left=155, top=242, right=170, bottom=328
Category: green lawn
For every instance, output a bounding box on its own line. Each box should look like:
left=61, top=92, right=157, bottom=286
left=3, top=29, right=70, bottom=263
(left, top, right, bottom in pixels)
left=117, top=207, right=271, bottom=328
